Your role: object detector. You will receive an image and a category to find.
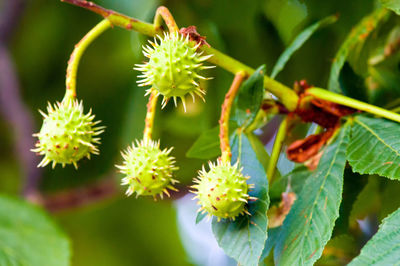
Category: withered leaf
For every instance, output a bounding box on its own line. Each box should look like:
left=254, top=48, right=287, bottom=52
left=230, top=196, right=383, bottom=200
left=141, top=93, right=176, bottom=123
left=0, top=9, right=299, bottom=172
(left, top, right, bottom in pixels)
left=268, top=192, right=297, bottom=228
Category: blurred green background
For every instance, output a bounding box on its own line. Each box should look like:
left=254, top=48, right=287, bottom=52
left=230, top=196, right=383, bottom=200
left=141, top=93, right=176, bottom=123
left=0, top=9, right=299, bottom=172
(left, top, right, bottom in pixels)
left=0, top=0, right=381, bottom=265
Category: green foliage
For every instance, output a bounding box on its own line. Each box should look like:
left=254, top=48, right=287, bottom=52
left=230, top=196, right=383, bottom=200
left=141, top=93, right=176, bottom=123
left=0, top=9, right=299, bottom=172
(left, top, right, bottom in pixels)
left=274, top=124, right=349, bottom=266
left=349, top=207, right=400, bottom=265
left=271, top=15, right=338, bottom=78
left=212, top=132, right=269, bottom=266
left=269, top=166, right=310, bottom=199
left=0, top=196, right=70, bottom=266
left=7, top=0, right=400, bottom=265
left=380, top=0, right=400, bottom=15
left=186, top=126, right=220, bottom=159
left=233, top=65, right=265, bottom=128
left=328, top=9, right=390, bottom=93
left=347, top=115, right=400, bottom=179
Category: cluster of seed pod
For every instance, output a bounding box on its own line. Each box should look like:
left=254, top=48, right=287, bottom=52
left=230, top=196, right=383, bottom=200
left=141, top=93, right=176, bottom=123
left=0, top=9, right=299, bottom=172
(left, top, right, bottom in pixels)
left=116, top=31, right=215, bottom=199
left=33, top=28, right=253, bottom=221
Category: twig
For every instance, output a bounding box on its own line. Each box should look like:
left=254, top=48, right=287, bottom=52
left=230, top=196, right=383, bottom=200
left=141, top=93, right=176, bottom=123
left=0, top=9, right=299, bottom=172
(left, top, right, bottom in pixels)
left=267, top=116, right=290, bottom=183
left=154, top=6, right=179, bottom=32
left=60, top=0, right=299, bottom=111
left=219, top=71, right=247, bottom=162
left=307, top=88, right=400, bottom=123
left=41, top=177, right=118, bottom=212
left=61, top=0, right=158, bottom=36
left=143, top=90, right=159, bottom=141
left=64, top=19, right=111, bottom=100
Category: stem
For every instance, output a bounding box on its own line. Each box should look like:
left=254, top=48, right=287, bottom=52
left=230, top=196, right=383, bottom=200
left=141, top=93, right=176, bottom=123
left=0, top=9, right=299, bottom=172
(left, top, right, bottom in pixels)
left=42, top=177, right=117, bottom=212
left=60, top=0, right=299, bottom=111
left=267, top=116, right=289, bottom=184
left=61, top=0, right=158, bottom=36
left=64, top=19, right=111, bottom=101
left=219, top=71, right=247, bottom=162
left=307, top=88, right=400, bottom=123
left=199, top=46, right=299, bottom=111
left=391, top=106, right=400, bottom=113
left=143, top=90, right=159, bottom=141
left=154, top=6, right=179, bottom=33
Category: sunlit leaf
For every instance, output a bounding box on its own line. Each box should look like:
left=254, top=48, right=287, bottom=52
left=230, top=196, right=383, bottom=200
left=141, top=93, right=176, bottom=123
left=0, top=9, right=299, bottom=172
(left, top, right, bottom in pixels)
left=186, top=126, right=220, bottom=159
left=274, top=124, right=349, bottom=266
left=212, top=132, right=269, bottom=266
left=232, top=65, right=265, bottom=128
left=0, top=196, right=70, bottom=266
left=269, top=165, right=310, bottom=199
left=271, top=15, right=338, bottom=78
left=195, top=210, right=207, bottom=224
left=328, top=8, right=390, bottom=93
left=380, top=0, right=400, bottom=15
left=347, top=115, right=400, bottom=179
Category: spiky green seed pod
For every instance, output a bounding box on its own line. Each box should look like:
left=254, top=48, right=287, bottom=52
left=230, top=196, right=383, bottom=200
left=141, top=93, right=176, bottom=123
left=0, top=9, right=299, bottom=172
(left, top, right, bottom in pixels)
left=31, top=100, right=104, bottom=169
left=134, top=32, right=214, bottom=111
left=192, top=160, right=253, bottom=221
left=116, top=139, right=179, bottom=199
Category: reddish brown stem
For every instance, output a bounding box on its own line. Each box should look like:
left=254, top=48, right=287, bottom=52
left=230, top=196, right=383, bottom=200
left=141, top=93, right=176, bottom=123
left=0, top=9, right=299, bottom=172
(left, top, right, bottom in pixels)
left=219, top=72, right=247, bottom=162
left=61, top=0, right=158, bottom=36
left=41, top=178, right=117, bottom=212
left=154, top=6, right=179, bottom=33
left=143, top=90, right=159, bottom=141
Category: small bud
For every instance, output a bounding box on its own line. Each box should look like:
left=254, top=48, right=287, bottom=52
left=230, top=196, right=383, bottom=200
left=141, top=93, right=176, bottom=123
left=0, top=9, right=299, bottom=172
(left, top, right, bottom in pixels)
left=192, top=160, right=252, bottom=221
left=32, top=100, right=104, bottom=169
left=116, top=139, right=179, bottom=199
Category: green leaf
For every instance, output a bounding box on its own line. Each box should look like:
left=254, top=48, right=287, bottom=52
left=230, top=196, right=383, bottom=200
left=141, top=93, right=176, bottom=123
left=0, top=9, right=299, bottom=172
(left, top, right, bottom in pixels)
left=271, top=15, right=338, bottom=79
left=349, top=207, right=400, bottom=265
left=246, top=132, right=271, bottom=172
left=212, top=132, right=269, bottom=266
left=261, top=166, right=310, bottom=261
left=186, top=126, right=220, bottom=159
left=328, top=8, right=390, bottom=93
left=262, top=0, right=308, bottom=45
left=260, top=227, right=281, bottom=262
left=0, top=196, right=70, bottom=266
left=269, top=165, right=310, bottom=199
left=347, top=115, right=400, bottom=179
left=232, top=65, right=265, bottom=128
left=380, top=0, right=400, bottom=15
left=274, top=124, right=349, bottom=266
left=195, top=210, right=207, bottom=224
